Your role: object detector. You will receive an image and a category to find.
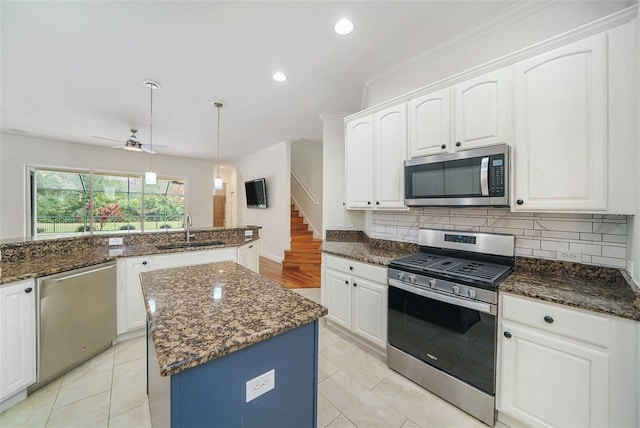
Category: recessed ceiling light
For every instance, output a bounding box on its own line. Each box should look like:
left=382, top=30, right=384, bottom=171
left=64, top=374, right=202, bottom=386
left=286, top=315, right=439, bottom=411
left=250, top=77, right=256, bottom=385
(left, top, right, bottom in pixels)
left=273, top=72, right=287, bottom=82
left=334, top=19, right=353, bottom=35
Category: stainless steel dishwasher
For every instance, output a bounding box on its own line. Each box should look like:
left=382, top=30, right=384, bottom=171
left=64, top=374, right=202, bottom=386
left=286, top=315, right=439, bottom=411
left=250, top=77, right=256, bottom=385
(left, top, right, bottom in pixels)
left=29, top=262, right=116, bottom=392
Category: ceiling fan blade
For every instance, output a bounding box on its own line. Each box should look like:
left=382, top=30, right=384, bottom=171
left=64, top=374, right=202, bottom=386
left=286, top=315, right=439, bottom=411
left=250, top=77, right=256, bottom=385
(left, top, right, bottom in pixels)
left=111, top=144, right=127, bottom=149
left=141, top=144, right=168, bottom=149
left=92, top=135, right=124, bottom=143
left=140, top=146, right=157, bottom=154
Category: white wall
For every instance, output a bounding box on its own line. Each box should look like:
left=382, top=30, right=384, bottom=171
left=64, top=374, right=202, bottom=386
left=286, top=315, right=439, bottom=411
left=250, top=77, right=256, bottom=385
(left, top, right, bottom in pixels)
left=0, top=133, right=214, bottom=240
left=235, top=142, right=290, bottom=262
left=320, top=114, right=365, bottom=237
left=290, top=139, right=322, bottom=238
left=631, top=13, right=640, bottom=286
left=364, top=1, right=633, bottom=107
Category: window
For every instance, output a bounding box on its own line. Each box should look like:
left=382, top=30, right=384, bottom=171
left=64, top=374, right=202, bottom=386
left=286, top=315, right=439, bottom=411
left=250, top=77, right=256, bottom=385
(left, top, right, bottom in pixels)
left=31, top=168, right=185, bottom=238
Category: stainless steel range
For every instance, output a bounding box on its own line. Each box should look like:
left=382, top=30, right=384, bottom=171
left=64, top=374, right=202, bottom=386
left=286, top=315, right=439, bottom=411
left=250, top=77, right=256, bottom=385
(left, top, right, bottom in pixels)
left=387, top=229, right=515, bottom=427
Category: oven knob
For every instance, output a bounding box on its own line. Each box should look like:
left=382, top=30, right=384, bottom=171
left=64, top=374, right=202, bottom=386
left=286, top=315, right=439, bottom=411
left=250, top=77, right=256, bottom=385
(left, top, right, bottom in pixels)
left=409, top=275, right=416, bottom=283
left=397, top=272, right=405, bottom=280
left=452, top=285, right=460, bottom=295
left=468, top=289, right=477, bottom=299
left=429, top=279, right=436, bottom=288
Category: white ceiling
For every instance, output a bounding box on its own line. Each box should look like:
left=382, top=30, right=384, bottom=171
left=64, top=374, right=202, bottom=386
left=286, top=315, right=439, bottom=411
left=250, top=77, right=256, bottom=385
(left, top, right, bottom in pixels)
left=1, top=1, right=521, bottom=164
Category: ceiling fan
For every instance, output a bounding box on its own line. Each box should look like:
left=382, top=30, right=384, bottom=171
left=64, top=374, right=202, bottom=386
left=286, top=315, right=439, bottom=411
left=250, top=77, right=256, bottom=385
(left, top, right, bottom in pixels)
left=92, top=128, right=167, bottom=154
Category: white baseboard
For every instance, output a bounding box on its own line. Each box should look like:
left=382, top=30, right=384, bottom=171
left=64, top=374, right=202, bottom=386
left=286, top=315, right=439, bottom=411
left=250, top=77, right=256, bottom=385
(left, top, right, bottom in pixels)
left=260, top=251, right=283, bottom=263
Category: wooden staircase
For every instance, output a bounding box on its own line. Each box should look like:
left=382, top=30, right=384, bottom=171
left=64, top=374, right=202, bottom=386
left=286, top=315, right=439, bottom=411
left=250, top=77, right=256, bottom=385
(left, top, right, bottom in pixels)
left=282, top=205, right=322, bottom=276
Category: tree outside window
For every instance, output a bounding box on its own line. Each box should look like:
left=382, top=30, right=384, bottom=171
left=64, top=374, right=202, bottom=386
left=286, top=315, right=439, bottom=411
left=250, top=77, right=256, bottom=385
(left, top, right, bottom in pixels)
left=32, top=169, right=185, bottom=238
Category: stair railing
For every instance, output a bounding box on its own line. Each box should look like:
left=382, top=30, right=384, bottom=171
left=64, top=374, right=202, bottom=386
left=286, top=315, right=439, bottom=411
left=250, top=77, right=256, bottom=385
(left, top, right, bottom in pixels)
left=290, top=170, right=318, bottom=205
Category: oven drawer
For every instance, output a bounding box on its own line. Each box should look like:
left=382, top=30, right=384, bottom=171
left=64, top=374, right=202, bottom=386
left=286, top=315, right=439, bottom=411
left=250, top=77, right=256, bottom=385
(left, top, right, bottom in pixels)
left=324, top=255, right=386, bottom=283
left=501, top=293, right=610, bottom=347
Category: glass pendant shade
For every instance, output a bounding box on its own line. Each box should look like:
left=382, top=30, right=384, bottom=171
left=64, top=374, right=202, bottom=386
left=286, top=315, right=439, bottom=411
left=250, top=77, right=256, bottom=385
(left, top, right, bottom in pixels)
left=214, top=176, right=223, bottom=190
left=145, top=171, right=157, bottom=185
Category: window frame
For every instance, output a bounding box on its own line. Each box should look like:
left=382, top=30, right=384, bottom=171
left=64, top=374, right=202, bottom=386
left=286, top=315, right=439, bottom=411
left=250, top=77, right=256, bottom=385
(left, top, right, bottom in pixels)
left=28, top=166, right=187, bottom=239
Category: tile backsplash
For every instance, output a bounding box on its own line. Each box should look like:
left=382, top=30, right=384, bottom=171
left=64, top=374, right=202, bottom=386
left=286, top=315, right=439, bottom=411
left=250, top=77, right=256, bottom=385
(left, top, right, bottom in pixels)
left=371, top=208, right=629, bottom=269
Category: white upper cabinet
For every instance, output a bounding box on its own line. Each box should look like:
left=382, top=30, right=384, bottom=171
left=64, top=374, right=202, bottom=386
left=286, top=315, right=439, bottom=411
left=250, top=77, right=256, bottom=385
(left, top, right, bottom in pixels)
left=345, top=104, right=406, bottom=210
left=407, top=88, right=450, bottom=157
left=345, top=116, right=375, bottom=208
left=407, top=69, right=508, bottom=158
left=512, top=34, right=607, bottom=212
left=374, top=104, right=407, bottom=209
left=453, top=69, right=508, bottom=151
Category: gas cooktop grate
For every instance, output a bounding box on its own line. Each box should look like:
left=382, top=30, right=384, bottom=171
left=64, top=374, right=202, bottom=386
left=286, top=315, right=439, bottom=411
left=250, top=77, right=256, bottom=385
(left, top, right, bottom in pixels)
left=390, top=253, right=512, bottom=284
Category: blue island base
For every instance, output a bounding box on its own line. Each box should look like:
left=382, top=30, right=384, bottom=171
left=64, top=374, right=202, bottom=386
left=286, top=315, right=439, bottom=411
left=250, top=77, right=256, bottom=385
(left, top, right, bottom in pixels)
left=148, top=321, right=320, bottom=428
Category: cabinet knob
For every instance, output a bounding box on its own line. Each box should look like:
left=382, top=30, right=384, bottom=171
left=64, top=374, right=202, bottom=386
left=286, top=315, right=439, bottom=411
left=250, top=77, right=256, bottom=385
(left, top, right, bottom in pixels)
left=249, top=245, right=253, bottom=249
left=343, top=202, right=345, bottom=206
left=376, top=201, right=380, bottom=205
left=504, top=331, right=512, bottom=338
left=344, top=280, right=349, bottom=284
left=455, top=141, right=461, bottom=147
left=367, top=201, right=371, bottom=205
left=25, top=287, right=33, bottom=294
left=441, top=144, right=446, bottom=150
left=516, top=199, right=524, bottom=205
left=353, top=283, right=357, bottom=287
left=349, top=266, right=353, bottom=271
left=142, top=261, right=148, bottom=265
left=544, top=315, right=554, bottom=324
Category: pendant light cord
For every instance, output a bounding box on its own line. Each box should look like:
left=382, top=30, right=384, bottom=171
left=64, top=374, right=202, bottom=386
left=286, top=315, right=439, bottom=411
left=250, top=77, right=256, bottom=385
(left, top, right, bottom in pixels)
left=149, top=84, right=154, bottom=172
left=217, top=104, right=220, bottom=177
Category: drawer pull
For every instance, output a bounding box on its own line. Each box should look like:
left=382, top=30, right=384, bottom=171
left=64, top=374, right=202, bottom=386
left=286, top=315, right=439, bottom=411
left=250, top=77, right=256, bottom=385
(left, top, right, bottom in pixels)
left=25, top=287, right=33, bottom=293
left=504, top=331, right=512, bottom=338
left=142, top=261, right=148, bottom=265
left=349, top=266, right=353, bottom=271
left=544, top=315, right=554, bottom=324
left=344, top=280, right=348, bottom=285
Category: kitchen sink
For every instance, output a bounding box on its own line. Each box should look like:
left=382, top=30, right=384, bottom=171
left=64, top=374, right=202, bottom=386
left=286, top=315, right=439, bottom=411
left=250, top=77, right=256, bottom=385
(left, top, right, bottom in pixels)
left=157, top=241, right=225, bottom=250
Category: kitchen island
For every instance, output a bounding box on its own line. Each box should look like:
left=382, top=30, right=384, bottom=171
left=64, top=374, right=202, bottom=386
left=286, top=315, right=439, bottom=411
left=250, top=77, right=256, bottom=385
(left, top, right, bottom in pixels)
left=140, top=261, right=327, bottom=428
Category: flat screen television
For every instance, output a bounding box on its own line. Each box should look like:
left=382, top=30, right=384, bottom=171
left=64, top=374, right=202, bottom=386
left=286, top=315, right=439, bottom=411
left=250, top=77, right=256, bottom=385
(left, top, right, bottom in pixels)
left=245, top=178, right=268, bottom=208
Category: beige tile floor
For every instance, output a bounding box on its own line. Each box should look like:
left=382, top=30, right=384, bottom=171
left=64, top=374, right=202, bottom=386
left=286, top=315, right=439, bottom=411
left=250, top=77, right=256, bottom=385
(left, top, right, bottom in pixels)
left=0, top=288, right=495, bottom=428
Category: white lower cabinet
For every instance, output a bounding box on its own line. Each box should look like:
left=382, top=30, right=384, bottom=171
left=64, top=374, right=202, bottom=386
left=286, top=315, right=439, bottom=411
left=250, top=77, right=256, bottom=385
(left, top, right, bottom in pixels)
left=497, top=293, right=638, bottom=427
left=116, top=246, right=241, bottom=336
left=237, top=240, right=260, bottom=273
left=322, top=254, right=387, bottom=350
left=117, top=257, right=153, bottom=335
left=153, top=247, right=236, bottom=270
left=0, top=279, right=36, bottom=405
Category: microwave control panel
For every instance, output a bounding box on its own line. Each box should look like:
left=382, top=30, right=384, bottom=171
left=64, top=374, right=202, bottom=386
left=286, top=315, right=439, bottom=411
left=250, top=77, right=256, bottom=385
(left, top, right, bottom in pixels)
left=489, top=155, right=505, bottom=196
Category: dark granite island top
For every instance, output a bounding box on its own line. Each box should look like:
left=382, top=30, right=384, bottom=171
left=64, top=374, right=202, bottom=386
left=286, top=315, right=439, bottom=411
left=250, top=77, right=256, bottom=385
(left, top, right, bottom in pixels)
left=140, top=260, right=327, bottom=377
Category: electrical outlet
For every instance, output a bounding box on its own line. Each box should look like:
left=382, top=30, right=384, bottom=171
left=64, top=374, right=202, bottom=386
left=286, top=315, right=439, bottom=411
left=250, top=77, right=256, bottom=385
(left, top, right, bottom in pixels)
left=558, top=250, right=581, bottom=262
left=245, top=230, right=253, bottom=237
left=245, top=369, right=275, bottom=403
left=108, top=237, right=123, bottom=246
left=109, top=248, right=123, bottom=257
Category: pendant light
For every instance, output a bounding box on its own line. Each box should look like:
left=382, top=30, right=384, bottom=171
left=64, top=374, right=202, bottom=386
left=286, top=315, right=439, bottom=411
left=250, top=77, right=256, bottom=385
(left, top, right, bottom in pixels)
left=144, top=80, right=160, bottom=185
left=213, top=101, right=224, bottom=190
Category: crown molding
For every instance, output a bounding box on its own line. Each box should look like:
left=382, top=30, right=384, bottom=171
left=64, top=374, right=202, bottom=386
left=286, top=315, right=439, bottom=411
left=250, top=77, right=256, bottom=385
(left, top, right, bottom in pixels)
left=361, top=2, right=638, bottom=109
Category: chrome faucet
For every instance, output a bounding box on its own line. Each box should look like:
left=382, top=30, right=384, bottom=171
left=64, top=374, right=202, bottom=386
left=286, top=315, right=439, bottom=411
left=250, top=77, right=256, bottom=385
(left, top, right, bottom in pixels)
left=185, top=214, right=194, bottom=242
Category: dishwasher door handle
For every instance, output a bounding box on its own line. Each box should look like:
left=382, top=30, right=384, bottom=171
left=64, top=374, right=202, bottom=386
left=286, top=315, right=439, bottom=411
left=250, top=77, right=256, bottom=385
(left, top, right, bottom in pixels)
left=44, top=264, right=115, bottom=284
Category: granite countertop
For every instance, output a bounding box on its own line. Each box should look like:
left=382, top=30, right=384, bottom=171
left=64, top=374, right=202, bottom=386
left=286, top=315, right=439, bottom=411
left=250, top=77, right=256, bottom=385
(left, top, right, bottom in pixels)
left=140, top=261, right=328, bottom=377
left=320, top=241, right=416, bottom=266
left=0, top=236, right=258, bottom=285
left=321, top=231, right=640, bottom=322
left=500, top=269, right=640, bottom=321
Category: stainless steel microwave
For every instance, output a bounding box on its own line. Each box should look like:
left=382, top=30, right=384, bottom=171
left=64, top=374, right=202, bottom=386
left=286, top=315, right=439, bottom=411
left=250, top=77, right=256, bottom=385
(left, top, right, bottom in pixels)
left=404, top=144, right=510, bottom=207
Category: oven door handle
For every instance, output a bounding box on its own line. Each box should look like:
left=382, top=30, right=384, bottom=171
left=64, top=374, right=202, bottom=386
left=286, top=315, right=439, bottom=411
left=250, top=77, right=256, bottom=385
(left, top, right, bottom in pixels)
left=389, top=279, right=496, bottom=315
